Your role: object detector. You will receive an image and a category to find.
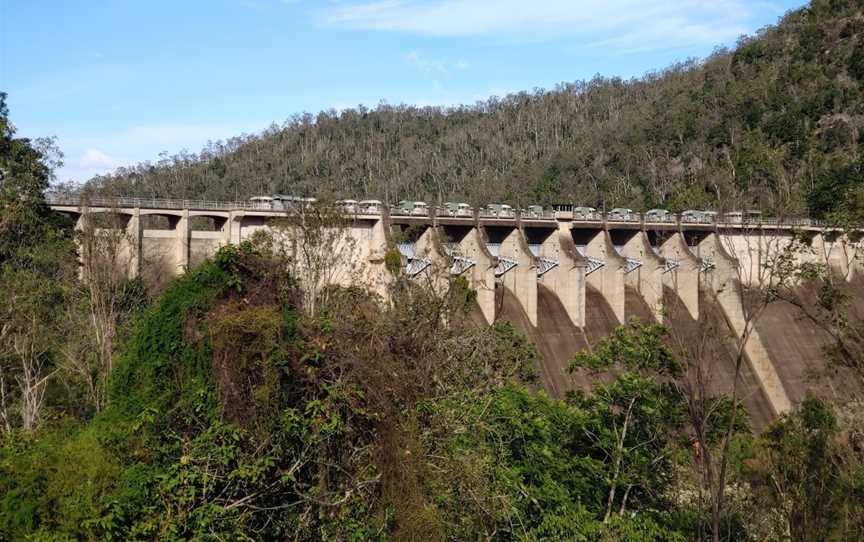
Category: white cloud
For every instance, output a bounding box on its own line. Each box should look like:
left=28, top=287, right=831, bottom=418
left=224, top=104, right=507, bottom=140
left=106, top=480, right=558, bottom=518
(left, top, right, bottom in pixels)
left=323, top=0, right=779, bottom=51
left=404, top=51, right=472, bottom=80
left=405, top=50, right=468, bottom=76
left=56, top=121, right=266, bottom=183
left=115, top=123, right=257, bottom=150
left=79, top=148, right=119, bottom=169
left=405, top=50, right=447, bottom=75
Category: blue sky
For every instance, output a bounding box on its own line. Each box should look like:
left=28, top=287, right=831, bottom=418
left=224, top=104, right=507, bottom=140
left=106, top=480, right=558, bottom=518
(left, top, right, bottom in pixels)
left=2, top=0, right=807, bottom=183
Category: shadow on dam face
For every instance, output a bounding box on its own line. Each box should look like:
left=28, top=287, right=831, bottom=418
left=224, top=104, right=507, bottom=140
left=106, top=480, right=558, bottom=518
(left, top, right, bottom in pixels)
left=471, top=278, right=864, bottom=429
left=663, top=288, right=775, bottom=430
left=625, top=285, right=655, bottom=323
left=752, top=283, right=863, bottom=410
left=848, top=276, right=864, bottom=323
left=493, top=283, right=622, bottom=399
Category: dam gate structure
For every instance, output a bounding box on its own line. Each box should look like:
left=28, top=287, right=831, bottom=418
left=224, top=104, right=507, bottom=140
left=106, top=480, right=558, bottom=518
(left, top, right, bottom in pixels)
left=49, top=195, right=864, bottom=426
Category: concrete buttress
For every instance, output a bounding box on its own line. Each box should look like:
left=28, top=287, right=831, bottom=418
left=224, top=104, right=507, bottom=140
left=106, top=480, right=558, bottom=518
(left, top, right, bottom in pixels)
left=659, top=231, right=700, bottom=320
left=813, top=231, right=851, bottom=279
left=412, top=226, right=451, bottom=296
left=697, top=232, right=793, bottom=416
left=583, top=228, right=626, bottom=325
left=126, top=208, right=143, bottom=278
left=457, top=227, right=497, bottom=324
left=498, top=228, right=538, bottom=326
left=175, top=209, right=190, bottom=275
left=538, top=225, right=587, bottom=327
left=619, top=230, right=664, bottom=322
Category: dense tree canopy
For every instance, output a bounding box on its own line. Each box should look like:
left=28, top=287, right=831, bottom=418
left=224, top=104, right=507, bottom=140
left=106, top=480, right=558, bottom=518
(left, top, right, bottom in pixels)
left=83, top=1, right=864, bottom=217
left=0, top=244, right=690, bottom=540
left=0, top=92, right=66, bottom=266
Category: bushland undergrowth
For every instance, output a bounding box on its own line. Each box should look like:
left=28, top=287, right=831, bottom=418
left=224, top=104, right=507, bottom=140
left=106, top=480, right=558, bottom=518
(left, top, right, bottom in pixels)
left=2, top=242, right=864, bottom=541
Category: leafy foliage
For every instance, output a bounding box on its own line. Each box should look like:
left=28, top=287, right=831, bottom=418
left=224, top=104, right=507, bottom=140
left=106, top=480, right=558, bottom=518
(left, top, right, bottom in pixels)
left=384, top=248, right=402, bottom=277
left=0, top=93, right=80, bottom=432
left=570, top=320, right=680, bottom=376
left=419, top=384, right=687, bottom=541
left=9, top=5, right=864, bottom=538
left=0, top=243, right=546, bottom=540
left=747, top=396, right=864, bottom=540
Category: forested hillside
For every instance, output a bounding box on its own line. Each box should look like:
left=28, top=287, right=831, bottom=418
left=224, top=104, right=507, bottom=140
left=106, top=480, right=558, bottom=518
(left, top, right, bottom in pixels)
left=5, top=84, right=864, bottom=538
left=83, top=0, right=864, bottom=217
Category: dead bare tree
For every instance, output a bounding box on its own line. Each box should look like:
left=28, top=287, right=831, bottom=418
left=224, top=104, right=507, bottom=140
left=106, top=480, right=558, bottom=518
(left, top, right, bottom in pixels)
left=265, top=203, right=362, bottom=317
left=771, top=227, right=864, bottom=370
left=70, top=207, right=136, bottom=411
left=0, top=322, right=10, bottom=433
left=0, top=308, right=57, bottom=432
left=13, top=315, right=56, bottom=431
left=662, top=215, right=805, bottom=542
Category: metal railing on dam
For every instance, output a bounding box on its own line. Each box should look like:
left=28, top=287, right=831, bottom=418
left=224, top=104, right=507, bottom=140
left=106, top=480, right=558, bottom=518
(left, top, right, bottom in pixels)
left=46, top=194, right=832, bottom=228
left=46, top=194, right=275, bottom=211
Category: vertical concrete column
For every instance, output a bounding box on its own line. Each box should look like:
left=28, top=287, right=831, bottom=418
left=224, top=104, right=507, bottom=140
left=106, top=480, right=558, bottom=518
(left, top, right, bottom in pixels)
left=126, top=208, right=143, bottom=278
left=696, top=232, right=737, bottom=294
left=459, top=227, right=496, bottom=324
left=223, top=211, right=234, bottom=246
left=812, top=231, right=850, bottom=279
left=175, top=210, right=190, bottom=275
left=619, top=231, right=664, bottom=322
left=230, top=212, right=245, bottom=244
left=847, top=234, right=864, bottom=281
left=499, top=229, right=537, bottom=326
left=365, top=217, right=393, bottom=300
left=659, top=232, right=700, bottom=320
left=585, top=229, right=626, bottom=324
left=697, top=232, right=792, bottom=416
left=413, top=227, right=450, bottom=297
left=73, top=212, right=86, bottom=281
left=540, top=225, right=586, bottom=327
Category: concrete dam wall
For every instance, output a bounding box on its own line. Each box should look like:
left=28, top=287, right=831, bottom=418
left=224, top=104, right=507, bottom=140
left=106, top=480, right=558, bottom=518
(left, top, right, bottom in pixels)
left=53, top=202, right=864, bottom=426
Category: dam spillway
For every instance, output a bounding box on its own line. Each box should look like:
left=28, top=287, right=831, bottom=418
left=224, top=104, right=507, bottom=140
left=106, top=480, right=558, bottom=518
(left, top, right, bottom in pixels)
left=49, top=195, right=864, bottom=425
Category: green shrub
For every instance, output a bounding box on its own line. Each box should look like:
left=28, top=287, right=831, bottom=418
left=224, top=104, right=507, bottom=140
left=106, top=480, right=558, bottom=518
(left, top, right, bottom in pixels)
left=384, top=247, right=402, bottom=276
